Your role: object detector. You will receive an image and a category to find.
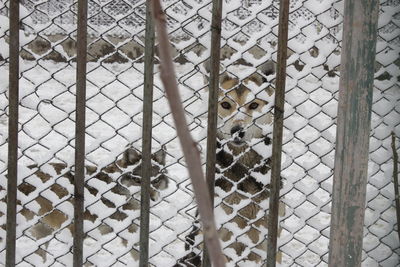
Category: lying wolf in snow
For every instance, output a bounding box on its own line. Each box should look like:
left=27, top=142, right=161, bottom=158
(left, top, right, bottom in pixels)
left=5, top=147, right=169, bottom=264
left=177, top=60, right=285, bottom=266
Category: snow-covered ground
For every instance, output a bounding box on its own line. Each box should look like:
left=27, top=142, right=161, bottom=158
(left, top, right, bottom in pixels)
left=0, top=57, right=398, bottom=266
left=0, top=0, right=399, bottom=266
left=0, top=61, right=209, bottom=266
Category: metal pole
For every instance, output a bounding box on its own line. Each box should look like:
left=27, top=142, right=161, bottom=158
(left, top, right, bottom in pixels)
left=6, top=0, right=20, bottom=266
left=266, top=0, right=290, bottom=266
left=202, top=0, right=223, bottom=266
left=139, top=1, right=155, bottom=266
left=73, top=0, right=88, bottom=266
left=328, top=0, right=379, bottom=266
left=391, top=132, right=400, bottom=243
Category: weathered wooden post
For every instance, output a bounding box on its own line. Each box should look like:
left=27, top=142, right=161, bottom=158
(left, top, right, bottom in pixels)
left=328, top=0, right=379, bottom=266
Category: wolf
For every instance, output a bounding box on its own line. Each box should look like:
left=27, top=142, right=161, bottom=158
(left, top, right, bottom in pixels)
left=6, top=147, right=169, bottom=264
left=177, top=60, right=285, bottom=266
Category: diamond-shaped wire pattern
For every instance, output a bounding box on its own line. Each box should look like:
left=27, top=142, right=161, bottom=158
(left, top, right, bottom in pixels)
left=0, top=0, right=399, bottom=266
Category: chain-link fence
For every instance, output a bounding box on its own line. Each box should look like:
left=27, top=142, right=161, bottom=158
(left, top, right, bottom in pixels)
left=0, top=0, right=399, bottom=266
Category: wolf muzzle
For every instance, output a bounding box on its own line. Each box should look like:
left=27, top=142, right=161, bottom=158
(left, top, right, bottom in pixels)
left=230, top=125, right=245, bottom=145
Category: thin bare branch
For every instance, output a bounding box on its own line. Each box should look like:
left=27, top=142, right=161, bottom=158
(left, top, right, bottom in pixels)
left=151, top=1, right=225, bottom=266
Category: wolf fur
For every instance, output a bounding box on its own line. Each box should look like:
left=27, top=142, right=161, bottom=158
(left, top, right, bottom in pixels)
left=177, top=61, right=285, bottom=266
left=7, top=147, right=169, bottom=263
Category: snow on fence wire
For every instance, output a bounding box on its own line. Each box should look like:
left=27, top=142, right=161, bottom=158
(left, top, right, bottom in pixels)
left=0, top=0, right=399, bottom=266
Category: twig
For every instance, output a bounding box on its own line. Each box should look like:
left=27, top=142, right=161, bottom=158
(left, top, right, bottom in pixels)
left=151, top=1, right=225, bottom=267
left=391, top=132, right=400, bottom=243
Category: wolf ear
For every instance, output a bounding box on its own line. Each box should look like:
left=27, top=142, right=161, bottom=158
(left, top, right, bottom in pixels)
left=122, top=148, right=141, bottom=166
left=152, top=148, right=166, bottom=165
left=260, top=60, right=275, bottom=76
left=202, top=59, right=224, bottom=76
left=203, top=59, right=211, bottom=74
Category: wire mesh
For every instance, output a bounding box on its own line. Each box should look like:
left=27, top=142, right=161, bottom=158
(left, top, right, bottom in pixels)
left=0, top=0, right=399, bottom=266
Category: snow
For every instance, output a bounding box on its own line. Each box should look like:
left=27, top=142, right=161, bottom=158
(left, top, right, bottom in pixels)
left=0, top=0, right=399, bottom=266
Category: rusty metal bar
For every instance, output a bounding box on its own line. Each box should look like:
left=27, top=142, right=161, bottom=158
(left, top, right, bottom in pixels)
left=391, top=132, right=400, bottom=243
left=328, top=0, right=379, bottom=266
left=6, top=0, right=20, bottom=266
left=139, top=1, right=155, bottom=266
left=202, top=0, right=223, bottom=266
left=266, top=0, right=290, bottom=266
left=73, top=0, right=88, bottom=266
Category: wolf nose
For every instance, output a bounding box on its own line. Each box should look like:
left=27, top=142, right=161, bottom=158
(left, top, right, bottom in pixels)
left=231, top=126, right=244, bottom=138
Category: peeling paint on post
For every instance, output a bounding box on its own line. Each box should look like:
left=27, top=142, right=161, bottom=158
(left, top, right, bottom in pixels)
left=328, top=0, right=379, bottom=266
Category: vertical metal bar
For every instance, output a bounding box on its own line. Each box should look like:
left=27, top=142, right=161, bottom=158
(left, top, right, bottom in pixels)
left=328, top=0, right=379, bottom=265
left=202, top=0, right=223, bottom=266
left=391, top=132, right=400, bottom=243
left=139, top=1, right=155, bottom=266
left=266, top=0, right=290, bottom=266
left=74, top=0, right=87, bottom=266
left=6, top=0, right=20, bottom=266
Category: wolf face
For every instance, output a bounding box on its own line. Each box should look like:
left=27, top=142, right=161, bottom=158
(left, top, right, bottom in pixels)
left=204, top=61, right=275, bottom=147
left=217, top=75, right=274, bottom=147
left=176, top=61, right=282, bottom=266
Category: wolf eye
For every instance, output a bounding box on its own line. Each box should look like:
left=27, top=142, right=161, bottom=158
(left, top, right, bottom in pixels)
left=220, top=101, right=231, bottom=109
left=249, top=102, right=259, bottom=110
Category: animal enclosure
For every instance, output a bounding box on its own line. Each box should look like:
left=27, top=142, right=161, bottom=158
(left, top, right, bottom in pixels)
left=0, top=0, right=399, bottom=266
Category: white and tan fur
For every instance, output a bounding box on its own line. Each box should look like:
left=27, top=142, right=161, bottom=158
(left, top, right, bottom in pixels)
left=177, top=61, right=285, bottom=266
left=4, top=148, right=169, bottom=263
